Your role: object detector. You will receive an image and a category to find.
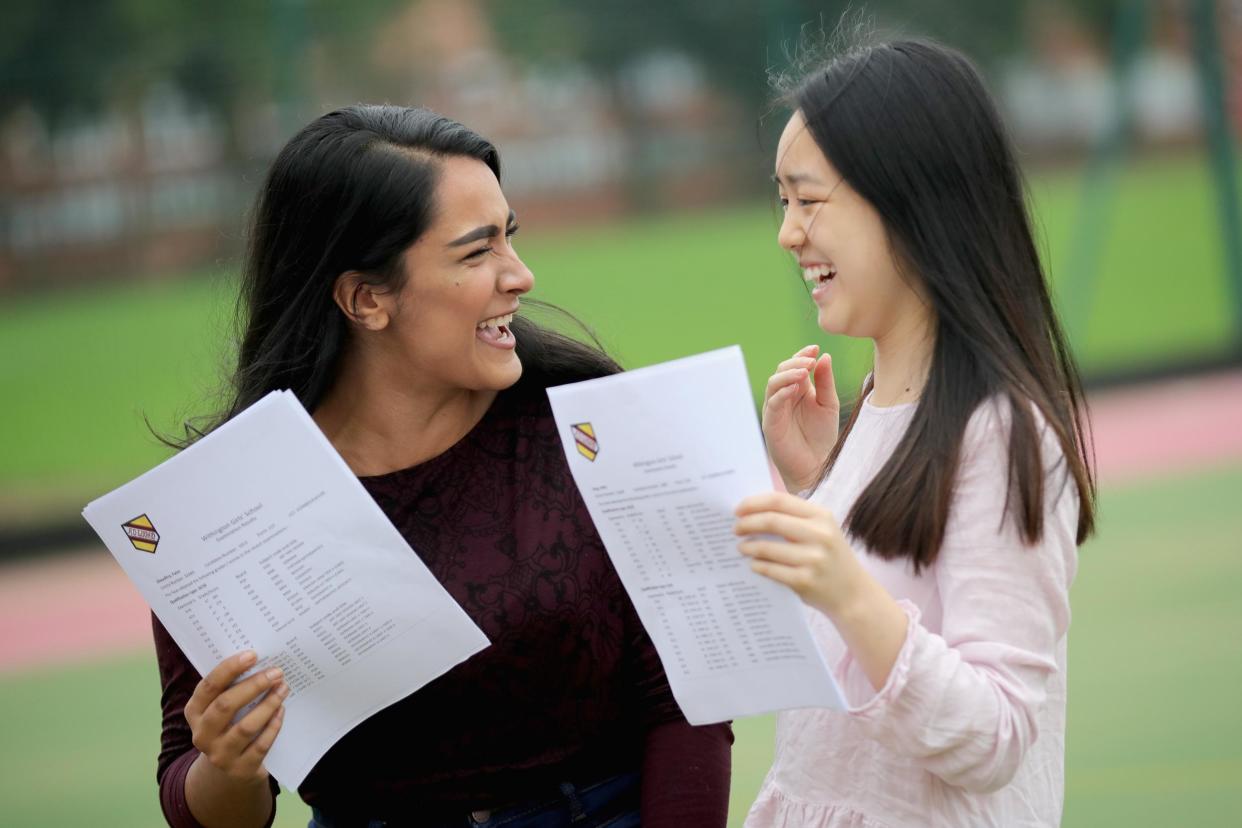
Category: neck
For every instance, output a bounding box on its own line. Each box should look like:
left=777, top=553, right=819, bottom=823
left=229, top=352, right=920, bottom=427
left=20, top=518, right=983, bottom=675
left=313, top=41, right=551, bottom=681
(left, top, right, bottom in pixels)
left=870, top=310, right=935, bottom=408
left=312, top=347, right=497, bottom=476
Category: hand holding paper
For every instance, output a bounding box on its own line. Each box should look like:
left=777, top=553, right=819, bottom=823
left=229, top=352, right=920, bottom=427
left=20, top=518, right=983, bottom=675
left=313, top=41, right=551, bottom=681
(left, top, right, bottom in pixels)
left=183, top=649, right=288, bottom=782
left=83, top=391, right=488, bottom=790
left=546, top=346, right=845, bottom=724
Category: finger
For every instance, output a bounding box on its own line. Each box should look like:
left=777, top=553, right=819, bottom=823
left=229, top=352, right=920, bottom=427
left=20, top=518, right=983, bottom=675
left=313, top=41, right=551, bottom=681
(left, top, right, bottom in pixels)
left=240, top=704, right=285, bottom=773
left=748, top=558, right=812, bottom=593
left=198, top=667, right=284, bottom=736
left=738, top=539, right=820, bottom=567
left=793, top=344, right=819, bottom=359
left=220, top=681, right=289, bottom=761
left=735, top=490, right=831, bottom=519
left=813, top=354, right=839, bottom=410
left=762, top=386, right=797, bottom=434
left=762, top=384, right=789, bottom=417
left=764, top=368, right=813, bottom=402
left=186, top=650, right=257, bottom=722
left=775, top=355, right=816, bottom=374
left=734, top=511, right=836, bottom=546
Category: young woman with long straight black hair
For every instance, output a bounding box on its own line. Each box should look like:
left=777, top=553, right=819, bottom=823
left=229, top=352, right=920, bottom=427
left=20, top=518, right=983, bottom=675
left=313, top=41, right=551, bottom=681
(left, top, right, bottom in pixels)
left=151, top=105, right=731, bottom=828
left=734, top=38, right=1096, bottom=826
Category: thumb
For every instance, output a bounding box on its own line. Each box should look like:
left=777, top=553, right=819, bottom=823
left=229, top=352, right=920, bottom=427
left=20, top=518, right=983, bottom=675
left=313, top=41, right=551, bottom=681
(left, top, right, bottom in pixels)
left=813, top=354, right=839, bottom=410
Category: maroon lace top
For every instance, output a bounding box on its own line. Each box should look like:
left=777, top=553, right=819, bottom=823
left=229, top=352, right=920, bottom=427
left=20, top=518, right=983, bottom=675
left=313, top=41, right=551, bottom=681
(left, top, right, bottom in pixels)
left=152, top=386, right=732, bottom=827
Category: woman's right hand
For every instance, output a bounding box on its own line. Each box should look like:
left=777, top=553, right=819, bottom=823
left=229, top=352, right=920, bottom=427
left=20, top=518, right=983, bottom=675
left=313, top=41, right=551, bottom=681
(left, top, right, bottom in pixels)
left=761, top=344, right=840, bottom=493
left=185, top=650, right=287, bottom=783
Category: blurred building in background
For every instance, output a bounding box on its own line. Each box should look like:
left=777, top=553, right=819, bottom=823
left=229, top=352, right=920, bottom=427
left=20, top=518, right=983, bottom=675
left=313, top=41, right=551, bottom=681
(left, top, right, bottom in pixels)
left=1, top=0, right=1239, bottom=291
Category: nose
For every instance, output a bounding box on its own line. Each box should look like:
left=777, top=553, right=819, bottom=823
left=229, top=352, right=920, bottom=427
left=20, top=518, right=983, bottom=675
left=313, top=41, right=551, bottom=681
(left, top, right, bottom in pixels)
left=777, top=207, right=805, bottom=253
left=501, top=251, right=535, bottom=296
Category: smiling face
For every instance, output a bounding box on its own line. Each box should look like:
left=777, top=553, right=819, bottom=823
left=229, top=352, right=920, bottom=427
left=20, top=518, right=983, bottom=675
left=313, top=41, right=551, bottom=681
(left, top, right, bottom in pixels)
left=379, top=154, right=533, bottom=392
left=774, top=110, right=925, bottom=340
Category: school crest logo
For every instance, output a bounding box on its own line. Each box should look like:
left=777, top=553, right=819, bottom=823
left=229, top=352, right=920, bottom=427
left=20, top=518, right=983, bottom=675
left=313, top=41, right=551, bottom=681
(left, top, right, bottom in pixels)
left=122, top=514, right=160, bottom=554
left=571, top=423, right=598, bottom=462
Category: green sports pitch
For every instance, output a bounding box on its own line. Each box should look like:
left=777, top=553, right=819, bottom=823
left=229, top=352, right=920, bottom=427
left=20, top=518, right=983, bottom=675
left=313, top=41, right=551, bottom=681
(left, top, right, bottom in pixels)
left=1, top=465, right=1240, bottom=826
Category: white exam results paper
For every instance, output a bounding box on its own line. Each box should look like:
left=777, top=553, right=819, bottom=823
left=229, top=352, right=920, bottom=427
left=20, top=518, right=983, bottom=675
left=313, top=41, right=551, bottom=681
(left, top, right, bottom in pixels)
left=546, top=346, right=845, bottom=724
left=82, top=391, right=488, bottom=790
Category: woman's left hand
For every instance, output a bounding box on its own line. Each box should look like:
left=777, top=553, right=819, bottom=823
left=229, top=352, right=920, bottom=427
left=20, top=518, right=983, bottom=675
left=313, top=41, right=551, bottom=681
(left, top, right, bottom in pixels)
left=733, top=491, right=864, bottom=619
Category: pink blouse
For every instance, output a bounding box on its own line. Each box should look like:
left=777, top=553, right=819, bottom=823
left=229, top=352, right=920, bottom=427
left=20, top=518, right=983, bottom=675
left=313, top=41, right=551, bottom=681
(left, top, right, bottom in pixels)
left=746, top=396, right=1079, bottom=828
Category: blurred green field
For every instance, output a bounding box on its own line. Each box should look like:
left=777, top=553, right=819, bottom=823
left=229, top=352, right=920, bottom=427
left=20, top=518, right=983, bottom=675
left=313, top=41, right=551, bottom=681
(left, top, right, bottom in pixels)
left=0, top=152, right=1238, bottom=524
left=2, top=465, right=1239, bottom=826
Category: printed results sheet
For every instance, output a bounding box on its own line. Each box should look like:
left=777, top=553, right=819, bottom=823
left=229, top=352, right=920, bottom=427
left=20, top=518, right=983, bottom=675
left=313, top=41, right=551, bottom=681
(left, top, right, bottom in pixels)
left=83, top=391, right=488, bottom=789
left=547, top=346, right=844, bottom=724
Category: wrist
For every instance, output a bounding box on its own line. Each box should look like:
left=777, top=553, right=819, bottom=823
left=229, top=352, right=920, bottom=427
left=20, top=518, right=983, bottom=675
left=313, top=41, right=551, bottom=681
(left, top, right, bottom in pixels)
left=773, top=460, right=818, bottom=495
left=779, top=471, right=814, bottom=495
left=820, top=562, right=884, bottom=628
left=186, top=753, right=273, bottom=828
left=821, top=572, right=910, bottom=692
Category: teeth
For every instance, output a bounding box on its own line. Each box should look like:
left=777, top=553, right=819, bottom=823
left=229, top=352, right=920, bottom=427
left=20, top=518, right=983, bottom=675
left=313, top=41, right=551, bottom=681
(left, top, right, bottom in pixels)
left=802, top=264, right=837, bottom=283
left=477, top=312, right=515, bottom=330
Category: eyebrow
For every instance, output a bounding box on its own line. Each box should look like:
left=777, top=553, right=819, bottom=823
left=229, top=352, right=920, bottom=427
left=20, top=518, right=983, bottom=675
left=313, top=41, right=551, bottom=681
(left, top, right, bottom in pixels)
left=772, top=172, right=825, bottom=187
left=447, top=210, right=518, bottom=247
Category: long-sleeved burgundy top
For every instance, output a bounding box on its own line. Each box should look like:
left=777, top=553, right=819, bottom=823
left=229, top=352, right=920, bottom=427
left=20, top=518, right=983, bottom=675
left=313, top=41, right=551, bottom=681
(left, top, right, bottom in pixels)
left=152, top=384, right=732, bottom=827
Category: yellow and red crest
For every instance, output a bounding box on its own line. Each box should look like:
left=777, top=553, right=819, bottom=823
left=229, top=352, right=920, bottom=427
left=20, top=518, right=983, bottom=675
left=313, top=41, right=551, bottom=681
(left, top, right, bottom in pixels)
left=122, top=514, right=160, bottom=554
left=571, top=423, right=598, bottom=462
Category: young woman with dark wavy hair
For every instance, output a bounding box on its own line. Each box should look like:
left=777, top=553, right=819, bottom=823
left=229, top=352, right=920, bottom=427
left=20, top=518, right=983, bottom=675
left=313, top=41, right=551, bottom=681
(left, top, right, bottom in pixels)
left=152, top=105, right=731, bottom=828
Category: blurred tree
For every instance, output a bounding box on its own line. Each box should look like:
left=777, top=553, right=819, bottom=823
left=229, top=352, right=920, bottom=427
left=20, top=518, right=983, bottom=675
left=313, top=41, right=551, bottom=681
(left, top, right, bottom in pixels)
left=0, top=0, right=401, bottom=129
left=485, top=0, right=1029, bottom=116
left=483, top=0, right=1029, bottom=206
left=1, top=0, right=1100, bottom=132
left=0, top=0, right=132, bottom=122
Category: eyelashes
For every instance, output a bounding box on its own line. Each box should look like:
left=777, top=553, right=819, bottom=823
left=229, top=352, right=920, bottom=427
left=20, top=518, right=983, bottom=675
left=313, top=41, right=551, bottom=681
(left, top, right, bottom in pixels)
left=463, top=224, right=520, bottom=261
left=778, top=198, right=819, bottom=211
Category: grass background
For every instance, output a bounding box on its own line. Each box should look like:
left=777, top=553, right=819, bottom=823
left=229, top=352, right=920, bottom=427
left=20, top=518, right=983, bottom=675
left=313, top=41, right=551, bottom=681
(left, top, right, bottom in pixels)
left=1, top=152, right=1238, bottom=523
left=1, top=150, right=1240, bottom=825
left=2, top=466, right=1240, bottom=826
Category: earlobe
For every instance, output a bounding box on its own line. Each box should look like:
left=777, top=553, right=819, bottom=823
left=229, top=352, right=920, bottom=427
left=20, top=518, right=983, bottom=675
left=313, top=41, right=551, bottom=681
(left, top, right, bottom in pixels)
left=332, top=271, right=390, bottom=331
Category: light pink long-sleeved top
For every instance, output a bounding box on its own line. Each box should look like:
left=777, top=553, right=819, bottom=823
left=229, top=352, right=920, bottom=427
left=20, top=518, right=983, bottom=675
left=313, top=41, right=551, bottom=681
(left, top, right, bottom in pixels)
left=746, top=395, right=1080, bottom=828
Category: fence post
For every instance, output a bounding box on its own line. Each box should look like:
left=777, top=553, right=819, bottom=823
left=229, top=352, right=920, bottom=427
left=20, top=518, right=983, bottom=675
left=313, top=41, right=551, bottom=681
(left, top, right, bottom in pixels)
left=1192, top=0, right=1242, bottom=346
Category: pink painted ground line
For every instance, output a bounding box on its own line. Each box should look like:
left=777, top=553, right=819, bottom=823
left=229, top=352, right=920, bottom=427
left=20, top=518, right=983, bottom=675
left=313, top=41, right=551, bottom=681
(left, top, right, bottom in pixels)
left=3, top=369, right=1241, bottom=677
left=0, top=549, right=151, bottom=675
left=1087, top=370, right=1242, bottom=484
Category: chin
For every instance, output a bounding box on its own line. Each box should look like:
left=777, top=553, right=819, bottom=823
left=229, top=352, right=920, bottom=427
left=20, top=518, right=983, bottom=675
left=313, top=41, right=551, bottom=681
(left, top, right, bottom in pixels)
left=816, top=308, right=850, bottom=337
left=487, top=354, right=524, bottom=390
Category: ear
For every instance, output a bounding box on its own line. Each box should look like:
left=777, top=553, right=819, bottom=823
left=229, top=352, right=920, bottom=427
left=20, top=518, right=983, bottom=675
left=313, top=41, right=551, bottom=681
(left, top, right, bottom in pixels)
left=332, top=271, right=393, bottom=331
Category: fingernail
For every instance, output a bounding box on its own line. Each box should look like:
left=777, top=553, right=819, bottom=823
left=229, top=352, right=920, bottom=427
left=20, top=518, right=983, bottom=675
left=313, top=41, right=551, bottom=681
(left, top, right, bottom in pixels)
left=265, top=668, right=283, bottom=681
left=240, top=651, right=257, bottom=666
left=276, top=683, right=290, bottom=698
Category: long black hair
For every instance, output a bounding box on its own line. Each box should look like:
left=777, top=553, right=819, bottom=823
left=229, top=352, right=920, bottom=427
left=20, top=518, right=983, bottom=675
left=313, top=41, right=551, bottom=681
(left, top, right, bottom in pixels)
left=170, top=105, right=616, bottom=447
left=780, top=38, right=1095, bottom=570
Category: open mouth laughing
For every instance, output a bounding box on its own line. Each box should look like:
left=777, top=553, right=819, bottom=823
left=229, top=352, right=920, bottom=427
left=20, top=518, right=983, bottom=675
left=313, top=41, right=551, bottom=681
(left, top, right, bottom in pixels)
left=476, top=311, right=516, bottom=349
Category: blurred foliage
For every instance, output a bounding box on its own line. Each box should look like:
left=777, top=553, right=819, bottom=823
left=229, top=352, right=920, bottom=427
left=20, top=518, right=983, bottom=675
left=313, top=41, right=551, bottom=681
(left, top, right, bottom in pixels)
left=0, top=0, right=1139, bottom=127
left=0, top=0, right=400, bottom=125
left=485, top=0, right=1104, bottom=113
